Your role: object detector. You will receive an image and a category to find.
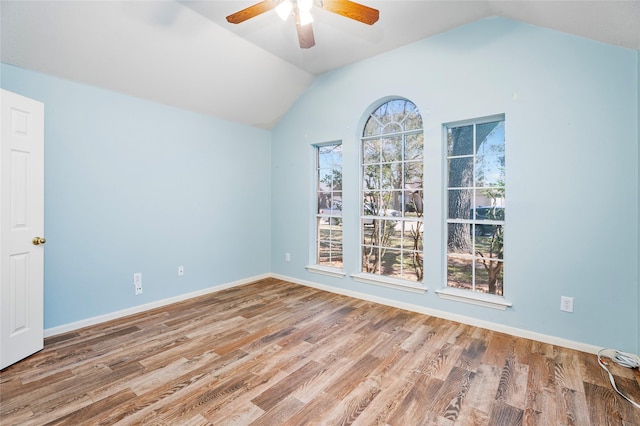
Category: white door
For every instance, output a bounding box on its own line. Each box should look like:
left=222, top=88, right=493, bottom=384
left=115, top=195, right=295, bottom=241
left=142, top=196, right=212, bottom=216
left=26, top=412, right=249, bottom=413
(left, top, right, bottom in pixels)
left=0, top=89, right=45, bottom=370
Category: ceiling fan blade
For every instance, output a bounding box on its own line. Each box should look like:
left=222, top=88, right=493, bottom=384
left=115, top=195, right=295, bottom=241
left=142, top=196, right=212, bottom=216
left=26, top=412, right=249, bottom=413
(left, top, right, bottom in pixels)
left=226, top=0, right=278, bottom=24
left=320, top=0, right=379, bottom=25
left=296, top=22, right=316, bottom=48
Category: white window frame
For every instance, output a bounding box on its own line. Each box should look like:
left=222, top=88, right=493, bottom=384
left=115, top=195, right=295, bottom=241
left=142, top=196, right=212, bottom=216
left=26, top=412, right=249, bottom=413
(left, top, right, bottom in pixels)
left=306, top=141, right=345, bottom=278
left=352, top=98, right=426, bottom=293
left=436, top=114, right=511, bottom=310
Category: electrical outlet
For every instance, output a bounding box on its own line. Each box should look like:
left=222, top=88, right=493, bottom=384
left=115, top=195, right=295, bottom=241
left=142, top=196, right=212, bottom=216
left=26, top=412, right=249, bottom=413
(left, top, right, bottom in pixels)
left=285, top=253, right=291, bottom=262
left=178, top=266, right=184, bottom=276
left=560, top=296, right=573, bottom=313
left=134, top=273, right=142, bottom=295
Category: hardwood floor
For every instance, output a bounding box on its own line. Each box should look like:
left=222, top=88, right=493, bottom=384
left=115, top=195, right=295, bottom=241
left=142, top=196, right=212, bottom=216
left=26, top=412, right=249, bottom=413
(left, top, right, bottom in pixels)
left=1, top=278, right=639, bottom=425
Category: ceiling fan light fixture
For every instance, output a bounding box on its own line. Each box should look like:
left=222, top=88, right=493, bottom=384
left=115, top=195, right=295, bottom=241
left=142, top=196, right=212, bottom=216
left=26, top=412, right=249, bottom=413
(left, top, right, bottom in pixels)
left=226, top=0, right=380, bottom=49
left=275, top=0, right=293, bottom=20
left=298, top=9, right=314, bottom=26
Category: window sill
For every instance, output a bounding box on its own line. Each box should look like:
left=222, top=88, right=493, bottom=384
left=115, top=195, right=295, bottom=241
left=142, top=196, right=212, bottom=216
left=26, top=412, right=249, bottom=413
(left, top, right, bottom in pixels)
left=351, top=273, right=426, bottom=294
left=435, top=288, right=512, bottom=310
left=306, top=265, right=346, bottom=279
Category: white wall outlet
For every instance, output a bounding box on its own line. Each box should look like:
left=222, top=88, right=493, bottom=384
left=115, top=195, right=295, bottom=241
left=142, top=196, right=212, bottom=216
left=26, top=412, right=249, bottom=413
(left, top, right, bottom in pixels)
left=134, top=273, right=142, bottom=295
left=178, top=266, right=184, bottom=276
left=560, top=296, right=573, bottom=313
left=285, top=253, right=291, bottom=262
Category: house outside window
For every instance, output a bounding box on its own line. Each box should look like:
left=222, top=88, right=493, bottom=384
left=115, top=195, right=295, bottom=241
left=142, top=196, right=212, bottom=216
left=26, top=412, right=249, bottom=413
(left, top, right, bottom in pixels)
left=445, top=116, right=505, bottom=296
left=359, top=99, right=424, bottom=287
left=315, top=142, right=343, bottom=269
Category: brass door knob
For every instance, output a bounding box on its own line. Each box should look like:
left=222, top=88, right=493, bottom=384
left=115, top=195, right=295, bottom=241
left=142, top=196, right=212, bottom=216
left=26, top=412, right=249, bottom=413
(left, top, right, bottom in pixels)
left=32, top=237, right=46, bottom=246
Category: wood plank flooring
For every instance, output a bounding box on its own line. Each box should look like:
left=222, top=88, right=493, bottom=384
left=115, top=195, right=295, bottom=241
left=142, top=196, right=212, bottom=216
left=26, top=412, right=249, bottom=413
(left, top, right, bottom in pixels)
left=1, top=278, right=639, bottom=425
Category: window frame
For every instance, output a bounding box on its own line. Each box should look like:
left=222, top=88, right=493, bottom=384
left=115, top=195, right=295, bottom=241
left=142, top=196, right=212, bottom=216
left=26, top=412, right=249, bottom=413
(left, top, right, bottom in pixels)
left=306, top=141, right=346, bottom=278
left=352, top=98, right=426, bottom=293
left=436, top=114, right=511, bottom=310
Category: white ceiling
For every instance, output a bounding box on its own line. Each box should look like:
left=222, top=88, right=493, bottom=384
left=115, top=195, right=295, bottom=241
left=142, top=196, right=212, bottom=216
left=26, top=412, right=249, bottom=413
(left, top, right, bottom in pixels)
left=1, top=1, right=639, bottom=129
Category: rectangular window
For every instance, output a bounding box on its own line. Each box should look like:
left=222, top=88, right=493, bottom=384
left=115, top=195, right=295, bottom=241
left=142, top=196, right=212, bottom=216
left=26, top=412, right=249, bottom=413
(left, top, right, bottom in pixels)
left=315, top=143, right=343, bottom=269
left=445, top=116, right=505, bottom=296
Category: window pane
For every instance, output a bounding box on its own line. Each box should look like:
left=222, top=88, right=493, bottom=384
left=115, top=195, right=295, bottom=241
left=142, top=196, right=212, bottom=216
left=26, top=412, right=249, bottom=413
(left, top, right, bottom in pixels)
left=404, top=108, right=423, bottom=131
left=374, top=100, right=405, bottom=127
left=318, top=153, right=331, bottom=170
left=447, top=125, right=474, bottom=156
left=475, top=259, right=503, bottom=295
left=381, top=136, right=402, bottom=162
left=363, top=165, right=380, bottom=190
left=475, top=189, right=504, bottom=212
left=448, top=189, right=473, bottom=219
left=362, top=219, right=379, bottom=245
left=381, top=163, right=402, bottom=190
left=476, top=121, right=504, bottom=190
left=405, top=161, right=422, bottom=189
left=382, top=249, right=401, bottom=277
left=318, top=154, right=330, bottom=170
left=318, top=243, right=331, bottom=265
left=318, top=219, right=343, bottom=267
left=472, top=204, right=504, bottom=222
left=402, top=251, right=423, bottom=281
left=448, top=157, right=473, bottom=188
left=362, top=246, right=380, bottom=273
left=382, top=122, right=402, bottom=134
left=447, top=254, right=473, bottom=290
left=475, top=154, right=505, bottom=188
left=394, top=191, right=404, bottom=213
left=402, top=221, right=423, bottom=251
left=363, top=139, right=380, bottom=163
left=330, top=241, right=343, bottom=267
left=318, top=218, right=330, bottom=265
left=363, top=193, right=378, bottom=216
left=447, top=223, right=472, bottom=254
left=380, top=191, right=401, bottom=213
left=405, top=134, right=423, bottom=160
left=403, top=190, right=422, bottom=217
left=484, top=205, right=504, bottom=221
left=475, top=226, right=504, bottom=259
left=318, top=169, right=332, bottom=188
left=334, top=171, right=343, bottom=190
left=318, top=192, right=331, bottom=212
left=331, top=192, right=342, bottom=214
left=476, top=121, right=504, bottom=153
left=383, top=220, right=402, bottom=248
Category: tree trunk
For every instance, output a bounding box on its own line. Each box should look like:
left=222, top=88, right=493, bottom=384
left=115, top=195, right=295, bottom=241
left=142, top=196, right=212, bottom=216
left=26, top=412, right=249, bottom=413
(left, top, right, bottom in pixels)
left=447, top=126, right=473, bottom=253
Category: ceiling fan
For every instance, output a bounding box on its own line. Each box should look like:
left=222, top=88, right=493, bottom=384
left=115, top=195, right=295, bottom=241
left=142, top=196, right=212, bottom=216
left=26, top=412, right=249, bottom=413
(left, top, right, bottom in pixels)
left=226, top=0, right=379, bottom=49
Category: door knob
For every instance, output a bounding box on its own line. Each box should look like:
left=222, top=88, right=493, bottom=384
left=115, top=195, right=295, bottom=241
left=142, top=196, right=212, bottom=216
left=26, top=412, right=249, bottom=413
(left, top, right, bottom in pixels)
left=32, top=237, right=46, bottom=246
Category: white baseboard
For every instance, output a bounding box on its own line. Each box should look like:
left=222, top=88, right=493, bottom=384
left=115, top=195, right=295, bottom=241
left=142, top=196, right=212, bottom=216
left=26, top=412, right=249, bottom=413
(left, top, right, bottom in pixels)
left=44, top=274, right=271, bottom=338
left=270, top=273, right=603, bottom=355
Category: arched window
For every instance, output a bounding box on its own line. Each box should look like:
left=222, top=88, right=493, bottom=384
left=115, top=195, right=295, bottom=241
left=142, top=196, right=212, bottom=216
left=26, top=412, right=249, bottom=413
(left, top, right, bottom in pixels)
left=360, top=99, right=424, bottom=285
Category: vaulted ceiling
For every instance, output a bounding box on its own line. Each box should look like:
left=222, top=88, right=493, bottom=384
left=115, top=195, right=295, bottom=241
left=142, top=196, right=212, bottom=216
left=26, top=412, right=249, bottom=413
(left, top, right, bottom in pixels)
left=1, top=1, right=639, bottom=129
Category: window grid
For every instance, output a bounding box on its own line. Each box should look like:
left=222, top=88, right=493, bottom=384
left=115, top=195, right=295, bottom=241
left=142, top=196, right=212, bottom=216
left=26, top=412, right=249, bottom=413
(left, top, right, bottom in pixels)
left=315, top=143, right=343, bottom=269
left=361, top=99, right=424, bottom=283
left=445, top=117, right=505, bottom=296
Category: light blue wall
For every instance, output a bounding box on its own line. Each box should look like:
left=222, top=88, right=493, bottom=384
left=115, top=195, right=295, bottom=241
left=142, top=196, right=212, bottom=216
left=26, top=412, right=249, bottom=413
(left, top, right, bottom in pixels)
left=271, top=17, right=639, bottom=352
left=1, top=63, right=272, bottom=329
